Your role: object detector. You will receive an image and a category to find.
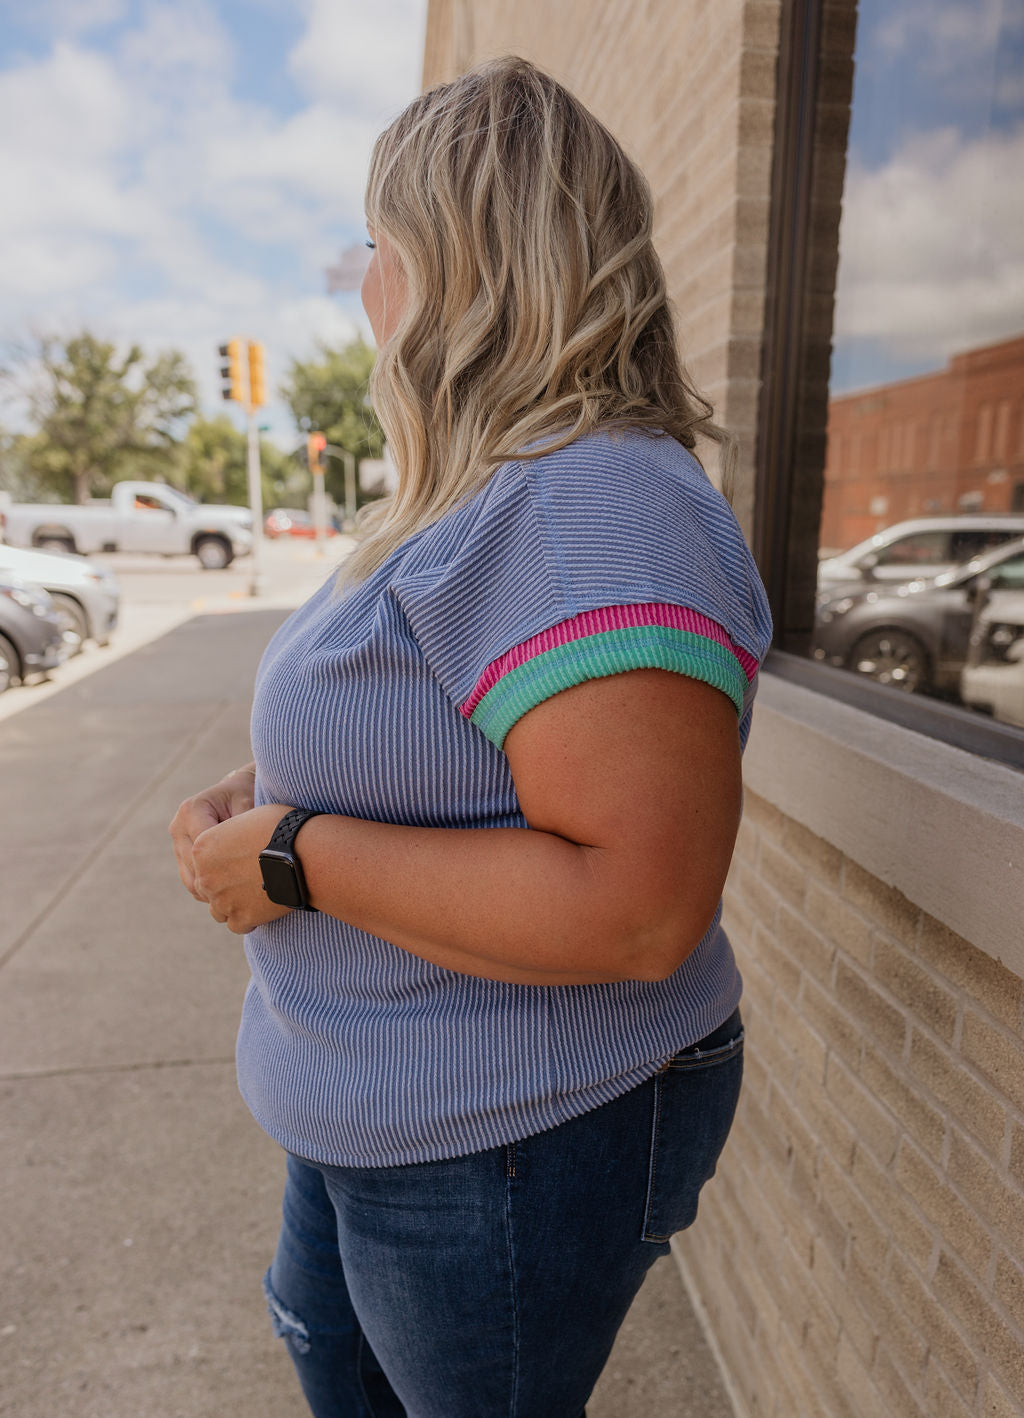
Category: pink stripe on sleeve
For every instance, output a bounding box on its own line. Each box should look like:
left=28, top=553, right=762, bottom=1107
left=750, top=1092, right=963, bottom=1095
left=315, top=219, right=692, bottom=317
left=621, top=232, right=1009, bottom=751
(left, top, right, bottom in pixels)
left=460, top=603, right=758, bottom=719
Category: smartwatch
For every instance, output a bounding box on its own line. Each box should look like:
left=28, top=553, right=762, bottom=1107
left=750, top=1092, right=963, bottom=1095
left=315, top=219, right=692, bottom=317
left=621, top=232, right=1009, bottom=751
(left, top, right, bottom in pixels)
left=259, top=808, right=323, bottom=910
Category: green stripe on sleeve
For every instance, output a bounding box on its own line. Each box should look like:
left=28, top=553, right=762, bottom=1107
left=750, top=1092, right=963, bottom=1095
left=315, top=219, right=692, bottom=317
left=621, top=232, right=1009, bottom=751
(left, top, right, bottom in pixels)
left=469, top=626, right=749, bottom=748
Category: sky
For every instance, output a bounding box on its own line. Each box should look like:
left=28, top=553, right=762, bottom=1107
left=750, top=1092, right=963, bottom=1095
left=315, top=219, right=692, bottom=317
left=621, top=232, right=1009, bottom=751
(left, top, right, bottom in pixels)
left=831, top=0, right=1024, bottom=393
left=0, top=0, right=428, bottom=445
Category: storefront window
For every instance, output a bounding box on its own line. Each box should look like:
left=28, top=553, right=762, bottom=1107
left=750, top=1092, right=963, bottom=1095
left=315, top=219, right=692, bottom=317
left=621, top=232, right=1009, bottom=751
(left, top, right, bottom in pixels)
left=810, top=0, right=1024, bottom=728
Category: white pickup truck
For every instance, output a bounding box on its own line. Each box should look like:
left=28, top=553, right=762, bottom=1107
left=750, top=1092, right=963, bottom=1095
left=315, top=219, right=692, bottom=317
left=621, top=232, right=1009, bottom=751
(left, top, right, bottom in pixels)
left=0, top=481, right=253, bottom=569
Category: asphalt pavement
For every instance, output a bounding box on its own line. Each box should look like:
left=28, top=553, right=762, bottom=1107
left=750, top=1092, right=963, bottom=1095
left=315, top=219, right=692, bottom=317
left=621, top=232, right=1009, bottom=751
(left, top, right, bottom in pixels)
left=0, top=555, right=735, bottom=1418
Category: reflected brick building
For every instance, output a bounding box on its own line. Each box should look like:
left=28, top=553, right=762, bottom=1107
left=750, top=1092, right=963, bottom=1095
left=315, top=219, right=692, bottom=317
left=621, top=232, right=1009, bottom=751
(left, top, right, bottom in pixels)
left=820, top=334, right=1024, bottom=553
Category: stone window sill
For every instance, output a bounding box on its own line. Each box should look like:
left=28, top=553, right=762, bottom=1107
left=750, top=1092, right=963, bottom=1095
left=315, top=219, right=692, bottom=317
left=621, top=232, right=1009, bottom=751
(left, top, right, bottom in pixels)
left=744, top=671, right=1024, bottom=976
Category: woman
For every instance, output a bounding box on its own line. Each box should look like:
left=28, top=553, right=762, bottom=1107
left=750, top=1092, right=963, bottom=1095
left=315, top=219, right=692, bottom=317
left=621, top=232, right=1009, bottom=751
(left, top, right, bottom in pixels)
left=170, top=56, right=771, bottom=1418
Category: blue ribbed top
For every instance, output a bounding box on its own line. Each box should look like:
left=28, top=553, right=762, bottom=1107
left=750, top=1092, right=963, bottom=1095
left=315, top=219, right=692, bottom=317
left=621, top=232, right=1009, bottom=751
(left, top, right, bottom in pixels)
left=237, top=430, right=773, bottom=1166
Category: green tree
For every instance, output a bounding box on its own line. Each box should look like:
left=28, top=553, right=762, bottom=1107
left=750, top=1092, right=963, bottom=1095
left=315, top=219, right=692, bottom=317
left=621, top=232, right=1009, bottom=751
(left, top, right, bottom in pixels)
left=5, top=332, right=196, bottom=504
left=177, top=415, right=296, bottom=509
left=279, top=336, right=385, bottom=506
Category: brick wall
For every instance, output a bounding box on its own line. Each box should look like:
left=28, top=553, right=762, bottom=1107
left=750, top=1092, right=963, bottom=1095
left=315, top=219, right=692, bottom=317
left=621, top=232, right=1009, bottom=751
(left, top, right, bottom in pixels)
left=423, top=0, right=781, bottom=538
left=674, top=790, right=1024, bottom=1418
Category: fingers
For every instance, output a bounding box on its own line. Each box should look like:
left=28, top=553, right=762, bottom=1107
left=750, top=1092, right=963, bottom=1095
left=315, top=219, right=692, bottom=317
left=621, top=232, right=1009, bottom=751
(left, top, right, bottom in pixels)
left=169, top=794, right=224, bottom=898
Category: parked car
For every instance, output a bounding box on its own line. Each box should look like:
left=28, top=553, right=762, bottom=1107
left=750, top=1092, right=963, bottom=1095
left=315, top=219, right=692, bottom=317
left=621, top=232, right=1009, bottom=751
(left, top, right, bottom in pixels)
left=813, top=535, right=1024, bottom=694
left=0, top=480, right=253, bottom=570
left=817, top=515, right=1024, bottom=593
left=0, top=572, right=65, bottom=694
left=0, top=544, right=119, bottom=656
left=264, top=508, right=339, bottom=539
left=960, top=591, right=1024, bottom=729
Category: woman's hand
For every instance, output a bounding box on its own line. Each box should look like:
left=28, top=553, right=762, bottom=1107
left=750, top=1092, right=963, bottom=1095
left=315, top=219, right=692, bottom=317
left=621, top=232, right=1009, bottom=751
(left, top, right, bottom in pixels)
left=169, top=762, right=258, bottom=899
left=191, top=803, right=297, bottom=934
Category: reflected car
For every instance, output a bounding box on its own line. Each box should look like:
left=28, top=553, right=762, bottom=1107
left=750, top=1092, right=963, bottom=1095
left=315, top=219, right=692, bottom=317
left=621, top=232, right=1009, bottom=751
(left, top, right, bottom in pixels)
left=264, top=509, right=340, bottom=539
left=813, top=536, right=1024, bottom=694
left=960, top=591, right=1024, bottom=729
left=0, top=572, right=65, bottom=694
left=0, top=544, right=120, bottom=656
left=817, top=515, right=1024, bottom=594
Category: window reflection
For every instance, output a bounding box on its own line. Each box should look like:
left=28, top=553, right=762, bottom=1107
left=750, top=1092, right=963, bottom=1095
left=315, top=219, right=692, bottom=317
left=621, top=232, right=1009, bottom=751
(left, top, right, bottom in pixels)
left=815, top=0, right=1024, bottom=730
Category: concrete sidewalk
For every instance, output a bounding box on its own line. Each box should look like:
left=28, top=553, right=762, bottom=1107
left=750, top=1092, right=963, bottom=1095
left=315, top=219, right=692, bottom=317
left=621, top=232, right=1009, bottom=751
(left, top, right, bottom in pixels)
left=0, top=608, right=734, bottom=1418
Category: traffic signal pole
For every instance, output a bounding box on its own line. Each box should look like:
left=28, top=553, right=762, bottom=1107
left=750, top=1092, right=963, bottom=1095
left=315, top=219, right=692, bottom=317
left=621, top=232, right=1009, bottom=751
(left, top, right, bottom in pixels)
left=218, top=337, right=267, bottom=596
left=245, top=410, right=265, bottom=596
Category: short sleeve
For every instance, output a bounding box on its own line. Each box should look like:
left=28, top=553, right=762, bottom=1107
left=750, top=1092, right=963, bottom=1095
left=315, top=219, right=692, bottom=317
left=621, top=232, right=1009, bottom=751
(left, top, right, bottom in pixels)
left=391, top=431, right=773, bottom=750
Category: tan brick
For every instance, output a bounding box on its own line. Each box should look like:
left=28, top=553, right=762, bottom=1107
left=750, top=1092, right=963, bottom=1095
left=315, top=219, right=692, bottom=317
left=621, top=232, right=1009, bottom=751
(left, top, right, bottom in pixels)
left=888, top=1251, right=979, bottom=1401
left=775, top=990, right=828, bottom=1082
left=810, top=1234, right=876, bottom=1364
left=921, top=1361, right=973, bottom=1418
left=769, top=1079, right=819, bottom=1173
left=961, top=1009, right=1024, bottom=1114
left=917, top=914, right=1022, bottom=1031
left=947, top=1128, right=1024, bottom=1254
left=774, top=1321, right=823, bottom=1418
left=894, top=1140, right=991, bottom=1275
left=733, top=815, right=760, bottom=868
left=872, top=1348, right=929, bottom=1418
left=831, top=1334, right=885, bottom=1418
left=994, top=1252, right=1024, bottom=1336
left=980, top=1371, right=1024, bottom=1418
left=1011, top=1123, right=1024, bottom=1190
left=835, top=960, right=907, bottom=1055
left=758, top=1156, right=815, bottom=1266
left=778, top=903, right=835, bottom=984
left=741, top=1089, right=791, bottom=1175
left=742, top=791, right=784, bottom=835
left=933, top=1251, right=1024, bottom=1402
left=781, top=818, right=843, bottom=889
left=793, top=1066, right=857, bottom=1171
left=732, top=861, right=781, bottom=934
left=847, top=1248, right=927, bottom=1378
left=752, top=921, right=802, bottom=998
left=852, top=1144, right=935, bottom=1273
left=826, top=1053, right=900, bottom=1164
left=759, top=839, right=808, bottom=909
left=860, top=1042, right=945, bottom=1162
left=909, top=1029, right=1007, bottom=1158
left=794, top=983, right=858, bottom=1077
left=872, top=937, right=958, bottom=1043
left=842, top=859, right=921, bottom=947
left=799, top=1307, right=863, bottom=1418
left=721, top=888, right=756, bottom=948
left=819, top=1150, right=890, bottom=1272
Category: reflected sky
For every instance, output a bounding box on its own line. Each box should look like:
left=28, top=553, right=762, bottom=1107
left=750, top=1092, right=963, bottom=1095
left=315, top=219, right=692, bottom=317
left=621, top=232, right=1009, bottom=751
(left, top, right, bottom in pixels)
left=832, top=0, right=1024, bottom=393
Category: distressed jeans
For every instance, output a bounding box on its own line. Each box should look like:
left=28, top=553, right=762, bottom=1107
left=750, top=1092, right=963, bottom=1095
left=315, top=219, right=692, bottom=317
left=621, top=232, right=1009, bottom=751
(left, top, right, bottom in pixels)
left=263, top=1008, right=744, bottom=1418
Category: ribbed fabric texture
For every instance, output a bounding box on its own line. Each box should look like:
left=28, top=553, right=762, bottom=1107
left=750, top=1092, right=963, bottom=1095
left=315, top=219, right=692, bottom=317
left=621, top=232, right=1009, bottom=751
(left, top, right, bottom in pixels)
left=238, top=430, right=773, bottom=1167
left=462, top=604, right=758, bottom=747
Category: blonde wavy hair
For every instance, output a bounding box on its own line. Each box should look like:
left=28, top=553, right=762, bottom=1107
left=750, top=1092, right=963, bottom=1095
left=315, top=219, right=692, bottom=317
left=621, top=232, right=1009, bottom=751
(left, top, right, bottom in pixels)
left=346, top=55, right=734, bottom=583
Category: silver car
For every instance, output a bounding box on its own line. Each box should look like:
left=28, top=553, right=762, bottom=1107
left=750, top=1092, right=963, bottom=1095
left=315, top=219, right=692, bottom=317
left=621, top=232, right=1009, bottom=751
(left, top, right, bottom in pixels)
left=0, top=544, right=120, bottom=656
left=813, top=536, right=1024, bottom=694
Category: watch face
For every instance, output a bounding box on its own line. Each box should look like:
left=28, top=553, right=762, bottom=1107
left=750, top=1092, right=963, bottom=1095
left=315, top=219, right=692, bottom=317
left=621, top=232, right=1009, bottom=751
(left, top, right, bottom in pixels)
left=259, top=850, right=306, bottom=909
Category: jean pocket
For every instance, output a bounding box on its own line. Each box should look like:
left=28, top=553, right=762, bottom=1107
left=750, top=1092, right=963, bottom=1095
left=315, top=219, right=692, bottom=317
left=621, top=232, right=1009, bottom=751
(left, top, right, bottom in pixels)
left=641, top=1016, right=744, bottom=1243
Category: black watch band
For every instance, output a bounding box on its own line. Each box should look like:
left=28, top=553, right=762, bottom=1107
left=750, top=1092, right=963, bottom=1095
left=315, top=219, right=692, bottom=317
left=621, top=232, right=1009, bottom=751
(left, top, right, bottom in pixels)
left=259, top=808, right=323, bottom=911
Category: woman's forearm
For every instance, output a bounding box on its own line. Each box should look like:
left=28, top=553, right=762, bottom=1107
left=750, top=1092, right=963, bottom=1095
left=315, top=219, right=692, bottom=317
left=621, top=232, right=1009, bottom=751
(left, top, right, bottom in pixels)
left=295, top=813, right=701, bottom=986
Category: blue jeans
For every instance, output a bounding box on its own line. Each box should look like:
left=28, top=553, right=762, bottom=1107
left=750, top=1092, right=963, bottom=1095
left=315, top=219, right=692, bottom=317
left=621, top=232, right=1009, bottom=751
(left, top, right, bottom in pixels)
left=263, top=1008, right=743, bottom=1418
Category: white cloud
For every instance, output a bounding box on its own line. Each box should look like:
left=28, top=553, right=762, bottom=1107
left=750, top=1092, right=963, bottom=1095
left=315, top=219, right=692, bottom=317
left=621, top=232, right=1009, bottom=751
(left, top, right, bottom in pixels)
left=0, top=0, right=426, bottom=438
left=288, top=0, right=426, bottom=119
left=833, top=123, right=1024, bottom=359
left=876, top=0, right=1021, bottom=74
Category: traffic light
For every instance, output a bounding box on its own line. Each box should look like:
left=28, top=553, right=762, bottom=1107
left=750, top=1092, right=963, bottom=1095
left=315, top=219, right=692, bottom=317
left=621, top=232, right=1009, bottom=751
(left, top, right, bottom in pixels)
left=218, top=339, right=246, bottom=405
left=307, top=432, right=327, bottom=475
left=248, top=341, right=266, bottom=410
